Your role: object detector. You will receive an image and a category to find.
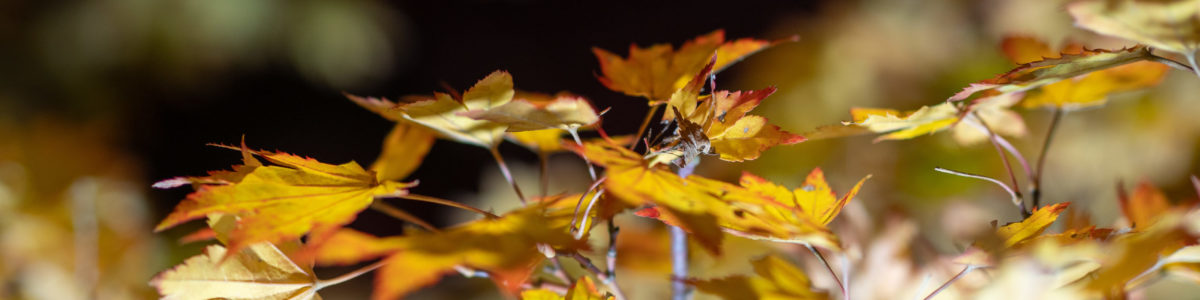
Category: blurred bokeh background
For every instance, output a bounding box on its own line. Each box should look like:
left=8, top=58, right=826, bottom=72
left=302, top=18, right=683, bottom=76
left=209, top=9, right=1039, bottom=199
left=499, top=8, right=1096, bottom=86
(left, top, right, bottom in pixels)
left=2, top=0, right=1199, bottom=299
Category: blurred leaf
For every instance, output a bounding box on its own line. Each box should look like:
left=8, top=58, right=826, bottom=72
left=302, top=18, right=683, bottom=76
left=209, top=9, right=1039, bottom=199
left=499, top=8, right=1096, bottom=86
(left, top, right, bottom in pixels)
left=843, top=102, right=959, bottom=142
left=1068, top=0, right=1200, bottom=57
left=151, top=243, right=320, bottom=300
left=348, top=71, right=514, bottom=148
left=371, top=122, right=436, bottom=182
left=462, top=92, right=600, bottom=132
left=692, top=255, right=827, bottom=300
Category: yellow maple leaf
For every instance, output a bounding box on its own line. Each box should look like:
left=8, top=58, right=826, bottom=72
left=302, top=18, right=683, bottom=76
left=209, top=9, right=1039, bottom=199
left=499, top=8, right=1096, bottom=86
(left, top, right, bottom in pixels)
left=370, top=122, right=435, bottom=182
left=153, top=142, right=415, bottom=254
left=348, top=71, right=515, bottom=148
left=999, top=36, right=1169, bottom=109
left=1068, top=0, right=1200, bottom=59
left=593, top=30, right=787, bottom=103
left=301, top=197, right=590, bottom=300
left=739, top=169, right=870, bottom=227
left=996, top=202, right=1071, bottom=249
left=576, top=141, right=851, bottom=252
left=519, top=277, right=614, bottom=300
left=692, top=255, right=828, bottom=300
left=462, top=91, right=600, bottom=133
left=151, top=243, right=322, bottom=300
left=844, top=102, right=960, bottom=142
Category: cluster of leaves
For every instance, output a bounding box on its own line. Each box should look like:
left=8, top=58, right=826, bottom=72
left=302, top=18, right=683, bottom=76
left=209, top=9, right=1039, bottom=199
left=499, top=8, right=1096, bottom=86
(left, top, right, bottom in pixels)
left=150, top=1, right=1200, bottom=299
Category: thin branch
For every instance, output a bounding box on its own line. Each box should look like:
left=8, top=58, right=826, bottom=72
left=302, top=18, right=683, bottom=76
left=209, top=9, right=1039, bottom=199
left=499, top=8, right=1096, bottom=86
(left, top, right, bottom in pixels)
left=569, top=129, right=599, bottom=180
left=386, top=193, right=498, bottom=219
left=629, top=105, right=663, bottom=151
left=570, top=177, right=607, bottom=237
left=935, top=167, right=1022, bottom=211
left=549, top=256, right=574, bottom=284
left=962, top=109, right=1034, bottom=183
left=806, top=244, right=846, bottom=300
left=606, top=222, right=620, bottom=281
left=370, top=201, right=438, bottom=232
left=670, top=226, right=691, bottom=300
left=574, top=190, right=607, bottom=240
left=539, top=153, right=550, bottom=197
left=315, top=259, right=388, bottom=290
left=568, top=253, right=628, bottom=300
left=1031, top=109, right=1064, bottom=209
left=489, top=147, right=528, bottom=204
left=972, top=112, right=1028, bottom=218
left=1191, top=175, right=1200, bottom=198
left=523, top=281, right=570, bottom=294
left=923, top=266, right=974, bottom=300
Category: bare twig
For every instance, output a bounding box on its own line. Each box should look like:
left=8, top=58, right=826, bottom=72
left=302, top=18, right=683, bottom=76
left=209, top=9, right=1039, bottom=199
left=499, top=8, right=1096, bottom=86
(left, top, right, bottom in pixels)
left=962, top=112, right=1034, bottom=184
left=370, top=201, right=438, bottom=232
left=570, top=177, right=607, bottom=237
left=569, top=129, right=599, bottom=180
left=1146, top=52, right=1196, bottom=73
left=1031, top=109, right=1064, bottom=209
left=935, top=168, right=1021, bottom=211
left=923, top=265, right=975, bottom=300
left=539, top=153, right=550, bottom=197
left=972, top=112, right=1028, bottom=218
left=806, top=244, right=847, bottom=300
left=488, top=147, right=528, bottom=204
left=315, top=260, right=388, bottom=290
left=386, top=193, right=498, bottom=219
left=606, top=222, right=620, bottom=280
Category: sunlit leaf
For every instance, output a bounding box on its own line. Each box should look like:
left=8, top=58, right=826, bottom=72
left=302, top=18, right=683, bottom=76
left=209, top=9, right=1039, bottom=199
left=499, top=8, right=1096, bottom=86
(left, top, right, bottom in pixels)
left=348, top=71, right=515, bottom=148
left=462, top=91, right=600, bottom=132
left=151, top=243, right=320, bottom=300
left=519, top=276, right=613, bottom=300
left=154, top=142, right=415, bottom=254
left=1068, top=0, right=1200, bottom=57
left=370, top=122, right=435, bottom=181
left=843, top=102, right=960, bottom=142
left=593, top=30, right=788, bottom=103
left=996, top=202, right=1071, bottom=248
left=692, top=255, right=827, bottom=300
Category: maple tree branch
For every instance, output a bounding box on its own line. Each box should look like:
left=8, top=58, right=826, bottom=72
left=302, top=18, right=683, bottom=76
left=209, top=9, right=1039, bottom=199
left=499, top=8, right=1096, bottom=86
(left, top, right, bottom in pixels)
left=923, top=265, right=974, bottom=300
left=806, top=244, right=847, bottom=300
left=972, top=112, right=1028, bottom=218
left=489, top=147, right=528, bottom=204
left=606, top=222, right=620, bottom=281
left=935, top=167, right=1021, bottom=212
left=370, top=201, right=438, bottom=232
left=629, top=104, right=663, bottom=151
left=671, top=164, right=696, bottom=300
left=962, top=110, right=1034, bottom=184
left=568, top=253, right=628, bottom=300
left=388, top=193, right=498, bottom=219
left=1031, top=109, right=1064, bottom=209
left=549, top=256, right=574, bottom=284
left=315, top=259, right=388, bottom=290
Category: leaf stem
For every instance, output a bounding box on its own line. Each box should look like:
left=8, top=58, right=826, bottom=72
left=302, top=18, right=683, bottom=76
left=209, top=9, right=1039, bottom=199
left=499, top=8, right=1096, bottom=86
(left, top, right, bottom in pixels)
left=568, top=253, right=628, bottom=300
left=972, top=112, right=1028, bottom=218
left=315, top=259, right=388, bottom=290
left=370, top=201, right=438, bottom=232
left=923, top=265, right=974, bottom=300
left=387, top=193, right=498, bottom=219
left=489, top=147, right=528, bottom=204
left=1031, top=109, right=1064, bottom=209
left=671, top=164, right=696, bottom=300
left=570, top=177, right=607, bottom=237
left=1185, top=51, right=1200, bottom=80
left=935, top=167, right=1022, bottom=212
left=629, top=105, right=663, bottom=151
left=569, top=129, right=599, bottom=180
left=806, top=244, right=847, bottom=300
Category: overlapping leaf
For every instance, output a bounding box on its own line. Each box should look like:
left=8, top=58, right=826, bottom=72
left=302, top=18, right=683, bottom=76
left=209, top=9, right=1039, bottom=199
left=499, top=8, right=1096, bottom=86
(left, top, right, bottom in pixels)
left=1069, top=0, right=1200, bottom=58
left=154, top=142, right=415, bottom=254
left=691, top=255, right=827, bottom=300
left=949, top=45, right=1159, bottom=103
left=301, top=197, right=590, bottom=300
left=462, top=91, right=600, bottom=132
left=842, top=102, right=960, bottom=142
left=370, top=122, right=435, bottom=182
left=593, top=30, right=788, bottom=103
left=999, top=36, right=1169, bottom=109
left=348, top=71, right=515, bottom=148
left=576, top=141, right=857, bottom=252
left=519, top=277, right=613, bottom=300
left=151, top=243, right=321, bottom=300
